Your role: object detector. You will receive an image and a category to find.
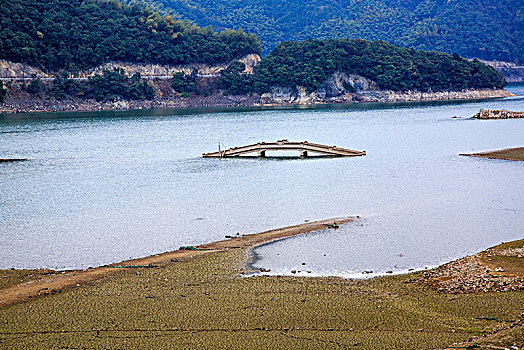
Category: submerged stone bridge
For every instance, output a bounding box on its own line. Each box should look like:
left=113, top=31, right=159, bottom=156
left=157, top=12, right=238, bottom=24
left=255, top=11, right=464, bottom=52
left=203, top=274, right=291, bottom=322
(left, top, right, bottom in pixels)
left=202, top=140, right=366, bottom=158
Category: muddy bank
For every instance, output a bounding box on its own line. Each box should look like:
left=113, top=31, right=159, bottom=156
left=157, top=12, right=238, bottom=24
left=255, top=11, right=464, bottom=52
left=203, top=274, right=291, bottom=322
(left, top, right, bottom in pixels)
left=461, top=147, right=524, bottom=161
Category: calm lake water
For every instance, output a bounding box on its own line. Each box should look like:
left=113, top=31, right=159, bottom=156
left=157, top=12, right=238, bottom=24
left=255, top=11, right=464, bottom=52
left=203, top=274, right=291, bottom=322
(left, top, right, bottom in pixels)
left=1, top=85, right=523, bottom=276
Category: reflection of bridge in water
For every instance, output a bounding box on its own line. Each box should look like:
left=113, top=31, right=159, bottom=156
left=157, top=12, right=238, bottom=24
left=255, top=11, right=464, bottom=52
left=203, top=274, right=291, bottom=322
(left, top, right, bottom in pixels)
left=202, top=140, right=366, bottom=158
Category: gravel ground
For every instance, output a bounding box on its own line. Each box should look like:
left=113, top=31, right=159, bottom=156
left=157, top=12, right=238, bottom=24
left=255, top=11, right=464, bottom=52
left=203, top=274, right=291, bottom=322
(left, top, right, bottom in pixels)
left=410, top=242, right=524, bottom=294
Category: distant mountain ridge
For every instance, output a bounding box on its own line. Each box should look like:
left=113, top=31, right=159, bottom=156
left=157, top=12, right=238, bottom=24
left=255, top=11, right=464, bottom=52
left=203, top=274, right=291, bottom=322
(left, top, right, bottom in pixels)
left=125, top=0, right=524, bottom=64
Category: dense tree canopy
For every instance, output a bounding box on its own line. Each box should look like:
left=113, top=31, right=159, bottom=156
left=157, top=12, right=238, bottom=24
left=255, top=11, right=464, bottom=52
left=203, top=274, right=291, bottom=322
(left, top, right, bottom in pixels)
left=0, top=0, right=508, bottom=103
left=251, top=39, right=506, bottom=93
left=0, top=0, right=261, bottom=72
left=127, top=0, right=523, bottom=64
left=219, top=61, right=254, bottom=95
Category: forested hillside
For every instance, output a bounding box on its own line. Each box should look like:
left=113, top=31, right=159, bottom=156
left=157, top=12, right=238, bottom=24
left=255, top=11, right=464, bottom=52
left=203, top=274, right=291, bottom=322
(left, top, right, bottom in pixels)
left=251, top=39, right=506, bottom=93
left=0, top=0, right=260, bottom=72
left=0, top=0, right=508, bottom=111
left=125, top=0, right=523, bottom=64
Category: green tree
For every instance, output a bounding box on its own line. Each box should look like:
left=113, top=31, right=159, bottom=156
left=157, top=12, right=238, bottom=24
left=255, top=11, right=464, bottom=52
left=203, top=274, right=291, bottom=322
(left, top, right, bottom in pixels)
left=27, top=78, right=42, bottom=94
left=0, top=81, right=7, bottom=103
left=53, top=73, right=84, bottom=100
left=171, top=72, right=196, bottom=93
left=123, top=0, right=523, bottom=64
left=0, top=0, right=261, bottom=72
left=252, top=39, right=505, bottom=93
left=87, top=69, right=155, bottom=101
left=219, top=61, right=253, bottom=95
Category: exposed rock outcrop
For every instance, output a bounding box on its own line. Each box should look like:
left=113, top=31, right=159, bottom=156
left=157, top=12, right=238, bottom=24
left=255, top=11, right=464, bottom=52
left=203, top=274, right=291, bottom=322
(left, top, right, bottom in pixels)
left=473, top=109, right=524, bottom=119
left=0, top=54, right=261, bottom=80
left=0, top=60, right=51, bottom=79
left=260, top=72, right=375, bottom=104
left=480, top=59, right=524, bottom=82
left=260, top=86, right=317, bottom=104
left=321, top=72, right=373, bottom=97
left=261, top=72, right=513, bottom=105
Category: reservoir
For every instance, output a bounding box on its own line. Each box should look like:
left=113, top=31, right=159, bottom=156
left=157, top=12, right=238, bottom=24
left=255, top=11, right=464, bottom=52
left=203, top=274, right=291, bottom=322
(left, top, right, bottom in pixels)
left=1, top=84, right=523, bottom=276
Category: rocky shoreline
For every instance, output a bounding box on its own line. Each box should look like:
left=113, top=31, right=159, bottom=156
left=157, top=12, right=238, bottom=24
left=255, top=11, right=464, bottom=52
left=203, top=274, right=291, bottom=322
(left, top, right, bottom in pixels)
left=0, top=93, right=261, bottom=114
left=410, top=240, right=524, bottom=294
left=261, top=87, right=512, bottom=105
left=0, top=87, right=512, bottom=115
left=1, top=57, right=514, bottom=115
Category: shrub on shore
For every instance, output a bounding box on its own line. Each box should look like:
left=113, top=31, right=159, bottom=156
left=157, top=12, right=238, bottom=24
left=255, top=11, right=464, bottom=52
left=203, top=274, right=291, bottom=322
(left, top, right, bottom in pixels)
left=88, top=69, right=155, bottom=101
left=219, top=61, right=253, bottom=95
left=0, top=81, right=6, bottom=103
left=171, top=72, right=196, bottom=93
left=26, top=78, right=42, bottom=94
left=20, top=70, right=157, bottom=102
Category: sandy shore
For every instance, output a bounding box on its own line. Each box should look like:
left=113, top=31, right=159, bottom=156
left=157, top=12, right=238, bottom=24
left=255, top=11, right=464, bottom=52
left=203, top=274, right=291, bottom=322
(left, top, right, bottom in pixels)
left=0, top=216, right=354, bottom=308
left=461, top=147, right=524, bottom=161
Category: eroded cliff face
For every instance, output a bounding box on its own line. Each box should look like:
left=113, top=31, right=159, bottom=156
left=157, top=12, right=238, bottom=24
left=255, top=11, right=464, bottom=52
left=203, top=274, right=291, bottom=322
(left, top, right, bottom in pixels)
left=0, top=54, right=261, bottom=79
left=261, top=86, right=316, bottom=104
left=88, top=54, right=261, bottom=77
left=260, top=71, right=512, bottom=105
left=321, top=72, right=373, bottom=97
left=0, top=60, right=51, bottom=79
left=479, top=60, right=524, bottom=83
left=261, top=72, right=375, bottom=104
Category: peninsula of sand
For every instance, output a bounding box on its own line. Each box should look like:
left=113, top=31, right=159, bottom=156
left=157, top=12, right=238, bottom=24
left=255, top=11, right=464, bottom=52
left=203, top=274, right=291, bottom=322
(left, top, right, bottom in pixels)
left=0, top=216, right=355, bottom=308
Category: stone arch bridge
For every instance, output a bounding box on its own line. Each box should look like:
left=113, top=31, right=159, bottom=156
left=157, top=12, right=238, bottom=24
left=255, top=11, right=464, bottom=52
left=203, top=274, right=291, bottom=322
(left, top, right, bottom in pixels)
left=202, top=140, right=366, bottom=158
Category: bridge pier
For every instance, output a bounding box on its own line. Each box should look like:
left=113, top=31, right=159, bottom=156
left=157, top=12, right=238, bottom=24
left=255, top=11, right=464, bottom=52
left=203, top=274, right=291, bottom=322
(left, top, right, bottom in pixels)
left=258, top=150, right=266, bottom=157
left=300, top=150, right=308, bottom=158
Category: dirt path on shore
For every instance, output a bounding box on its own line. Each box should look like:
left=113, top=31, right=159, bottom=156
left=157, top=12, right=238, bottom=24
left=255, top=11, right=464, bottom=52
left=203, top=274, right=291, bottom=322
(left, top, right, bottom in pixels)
left=0, top=216, right=353, bottom=308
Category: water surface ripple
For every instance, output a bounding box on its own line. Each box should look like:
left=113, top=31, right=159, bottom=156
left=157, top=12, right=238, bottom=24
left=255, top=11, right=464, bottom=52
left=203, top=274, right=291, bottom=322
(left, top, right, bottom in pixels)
left=1, top=85, right=523, bottom=275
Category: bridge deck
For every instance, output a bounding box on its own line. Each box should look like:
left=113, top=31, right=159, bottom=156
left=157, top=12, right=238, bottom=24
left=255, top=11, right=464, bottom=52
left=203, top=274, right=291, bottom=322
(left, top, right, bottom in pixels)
left=202, top=140, right=366, bottom=158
